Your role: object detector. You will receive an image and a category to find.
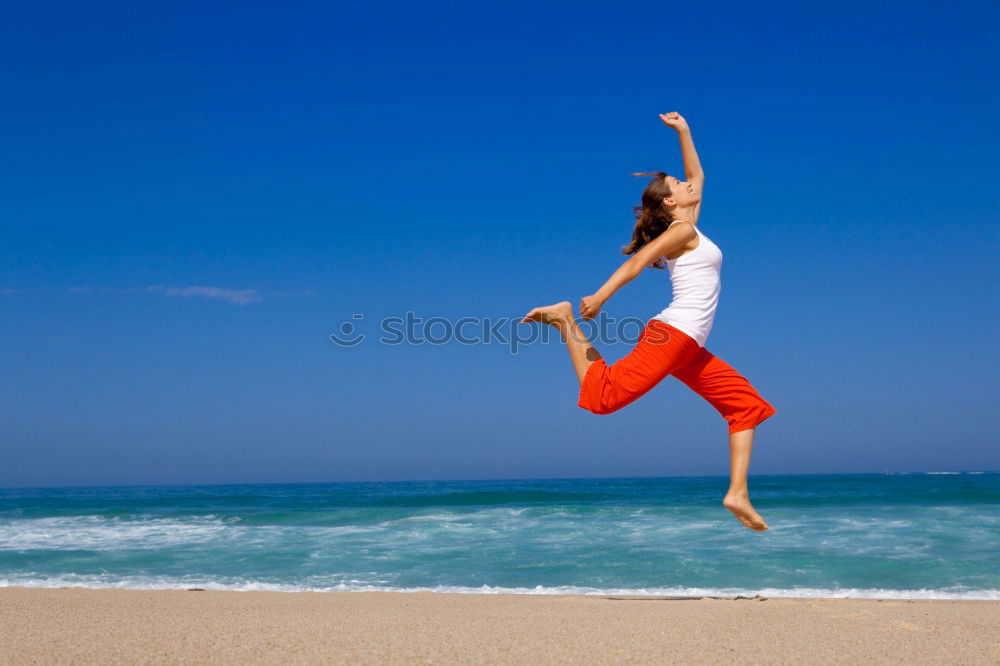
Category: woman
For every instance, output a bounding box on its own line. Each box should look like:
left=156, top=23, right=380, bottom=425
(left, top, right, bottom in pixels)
left=521, top=112, right=776, bottom=531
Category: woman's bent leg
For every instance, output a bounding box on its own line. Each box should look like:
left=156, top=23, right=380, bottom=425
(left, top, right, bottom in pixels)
left=670, top=348, right=777, bottom=434
left=522, top=302, right=602, bottom=384
left=722, top=428, right=768, bottom=531
left=578, top=320, right=700, bottom=414
left=671, top=348, right=776, bottom=531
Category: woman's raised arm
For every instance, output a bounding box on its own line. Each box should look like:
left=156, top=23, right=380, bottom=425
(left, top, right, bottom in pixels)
left=660, top=112, right=704, bottom=223
left=660, top=112, right=704, bottom=185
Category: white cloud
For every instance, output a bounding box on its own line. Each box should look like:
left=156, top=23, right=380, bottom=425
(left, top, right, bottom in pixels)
left=145, top=285, right=260, bottom=305
left=48, top=285, right=309, bottom=305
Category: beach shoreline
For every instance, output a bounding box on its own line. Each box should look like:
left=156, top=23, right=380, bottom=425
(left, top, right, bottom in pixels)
left=2, top=587, right=996, bottom=664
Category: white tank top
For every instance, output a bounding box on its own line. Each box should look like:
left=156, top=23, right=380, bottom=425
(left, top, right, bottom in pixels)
left=651, top=219, right=722, bottom=347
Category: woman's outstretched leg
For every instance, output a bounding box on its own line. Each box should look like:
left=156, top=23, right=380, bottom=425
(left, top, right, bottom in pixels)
left=524, top=312, right=700, bottom=414
left=723, top=428, right=768, bottom=531
left=521, top=301, right=601, bottom=384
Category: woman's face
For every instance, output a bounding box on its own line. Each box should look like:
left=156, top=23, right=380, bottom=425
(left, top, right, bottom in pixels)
left=663, top=175, right=699, bottom=207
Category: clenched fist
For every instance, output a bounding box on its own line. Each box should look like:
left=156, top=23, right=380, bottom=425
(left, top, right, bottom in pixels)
left=659, top=111, right=689, bottom=132
left=579, top=294, right=605, bottom=320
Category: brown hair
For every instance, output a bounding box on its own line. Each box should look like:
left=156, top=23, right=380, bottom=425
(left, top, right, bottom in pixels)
left=623, top=171, right=674, bottom=269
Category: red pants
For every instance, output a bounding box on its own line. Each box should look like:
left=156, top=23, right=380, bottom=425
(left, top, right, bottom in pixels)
left=578, top=319, right=777, bottom=434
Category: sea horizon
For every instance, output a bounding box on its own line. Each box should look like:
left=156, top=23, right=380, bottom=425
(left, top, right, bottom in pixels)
left=3, top=469, right=997, bottom=492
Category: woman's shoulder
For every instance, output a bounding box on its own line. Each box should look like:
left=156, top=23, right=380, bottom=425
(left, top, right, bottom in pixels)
left=668, top=219, right=698, bottom=232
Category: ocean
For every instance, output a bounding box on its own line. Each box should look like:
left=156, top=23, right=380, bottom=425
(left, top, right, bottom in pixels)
left=1, top=473, right=996, bottom=599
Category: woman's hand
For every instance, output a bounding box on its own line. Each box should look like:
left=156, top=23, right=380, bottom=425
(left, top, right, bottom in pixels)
left=579, top=294, right=605, bottom=320
left=659, top=111, right=689, bottom=132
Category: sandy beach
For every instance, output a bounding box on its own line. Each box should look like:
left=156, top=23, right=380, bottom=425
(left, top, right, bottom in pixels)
left=0, top=588, right=996, bottom=664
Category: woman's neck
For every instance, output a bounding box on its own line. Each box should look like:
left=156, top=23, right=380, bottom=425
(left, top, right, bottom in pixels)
left=672, top=205, right=698, bottom=223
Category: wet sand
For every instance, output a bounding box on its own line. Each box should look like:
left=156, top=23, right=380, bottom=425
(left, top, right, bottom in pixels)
left=0, top=587, right=997, bottom=664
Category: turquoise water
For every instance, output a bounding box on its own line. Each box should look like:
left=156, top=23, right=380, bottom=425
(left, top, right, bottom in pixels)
left=1, top=473, right=997, bottom=599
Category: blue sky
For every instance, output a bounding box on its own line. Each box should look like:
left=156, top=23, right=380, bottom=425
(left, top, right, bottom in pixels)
left=2, top=1, right=998, bottom=487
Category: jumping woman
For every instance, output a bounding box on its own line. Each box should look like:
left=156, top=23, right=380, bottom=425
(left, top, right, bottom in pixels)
left=521, top=111, right=776, bottom=531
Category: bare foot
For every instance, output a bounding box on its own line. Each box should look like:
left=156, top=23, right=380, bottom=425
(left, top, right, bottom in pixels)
left=723, top=492, right=769, bottom=531
left=521, top=301, right=573, bottom=325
